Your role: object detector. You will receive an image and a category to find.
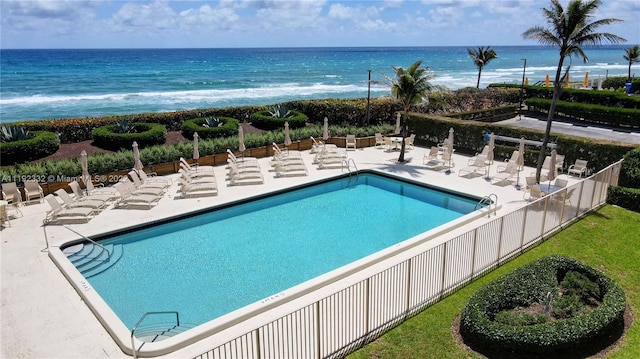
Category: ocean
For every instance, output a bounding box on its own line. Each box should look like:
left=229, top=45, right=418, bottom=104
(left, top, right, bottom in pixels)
left=0, top=46, right=630, bottom=124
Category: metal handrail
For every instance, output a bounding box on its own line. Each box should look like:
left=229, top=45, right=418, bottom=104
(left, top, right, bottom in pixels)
left=131, top=311, right=180, bottom=359
left=61, top=224, right=111, bottom=258
left=342, top=158, right=359, bottom=186
left=475, top=193, right=498, bottom=217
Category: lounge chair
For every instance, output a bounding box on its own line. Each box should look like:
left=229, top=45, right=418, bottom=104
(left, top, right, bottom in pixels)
left=177, top=177, right=217, bottom=198
left=468, top=146, right=490, bottom=166
left=113, top=182, right=161, bottom=209
left=122, top=174, right=166, bottom=196
left=345, top=134, right=356, bottom=150
left=459, top=155, right=488, bottom=178
left=44, top=194, right=94, bottom=223
left=137, top=169, right=173, bottom=186
left=568, top=159, right=588, bottom=177
left=128, top=170, right=169, bottom=192
left=2, top=182, right=22, bottom=206
left=423, top=146, right=439, bottom=165
left=227, top=163, right=264, bottom=186
left=310, top=136, right=337, bottom=154
left=273, top=158, right=308, bottom=177
left=492, top=160, right=519, bottom=185
left=405, top=134, right=416, bottom=150
left=180, top=157, right=216, bottom=173
left=226, top=150, right=259, bottom=165
left=54, top=188, right=106, bottom=212
left=69, top=180, right=116, bottom=203
left=24, top=180, right=44, bottom=204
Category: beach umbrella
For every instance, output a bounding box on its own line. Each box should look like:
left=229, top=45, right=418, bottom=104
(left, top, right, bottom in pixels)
left=193, top=132, right=200, bottom=165
left=238, top=126, right=246, bottom=153
left=445, top=127, right=454, bottom=174
left=548, top=149, right=557, bottom=186
left=322, top=117, right=329, bottom=141
left=545, top=74, right=550, bottom=87
left=132, top=141, right=143, bottom=172
left=284, top=121, right=292, bottom=148
left=525, top=77, right=529, bottom=86
left=485, top=132, right=495, bottom=180
left=583, top=72, right=589, bottom=87
left=80, top=150, right=90, bottom=185
left=394, top=113, right=401, bottom=134
left=565, top=73, right=570, bottom=88
left=515, top=137, right=525, bottom=189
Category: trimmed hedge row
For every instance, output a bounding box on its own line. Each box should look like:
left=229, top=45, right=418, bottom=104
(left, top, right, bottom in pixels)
left=526, top=98, right=640, bottom=128
left=0, top=131, right=60, bottom=165
left=92, top=122, right=167, bottom=151
left=460, top=255, right=626, bottom=357
left=443, top=105, right=517, bottom=121
left=181, top=116, right=239, bottom=140
left=250, top=110, right=308, bottom=130
left=490, top=83, right=640, bottom=109
left=607, top=186, right=640, bottom=212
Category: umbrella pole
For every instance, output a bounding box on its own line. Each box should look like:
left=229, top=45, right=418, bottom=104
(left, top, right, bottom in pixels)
left=515, top=168, right=522, bottom=190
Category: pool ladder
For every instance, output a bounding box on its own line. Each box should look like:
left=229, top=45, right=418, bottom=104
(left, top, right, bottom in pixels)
left=342, top=158, right=359, bottom=187
left=475, top=193, right=498, bottom=218
left=131, top=311, right=180, bottom=359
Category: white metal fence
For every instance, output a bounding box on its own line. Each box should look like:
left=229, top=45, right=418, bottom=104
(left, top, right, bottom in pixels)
left=194, top=160, right=623, bottom=359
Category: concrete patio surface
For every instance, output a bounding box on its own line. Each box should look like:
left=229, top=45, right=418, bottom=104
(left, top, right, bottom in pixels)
left=1, top=145, right=581, bottom=358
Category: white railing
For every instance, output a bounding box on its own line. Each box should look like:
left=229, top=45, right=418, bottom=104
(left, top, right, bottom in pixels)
left=193, top=160, right=623, bottom=359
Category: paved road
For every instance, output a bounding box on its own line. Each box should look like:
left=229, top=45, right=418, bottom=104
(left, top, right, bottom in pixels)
left=497, top=115, right=640, bottom=145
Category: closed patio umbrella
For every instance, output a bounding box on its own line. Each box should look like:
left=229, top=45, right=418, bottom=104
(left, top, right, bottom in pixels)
left=583, top=72, right=589, bottom=87
left=445, top=127, right=454, bottom=175
left=515, top=137, right=525, bottom=189
left=322, top=117, right=329, bottom=141
left=193, top=132, right=200, bottom=165
left=284, top=121, right=292, bottom=148
left=80, top=150, right=90, bottom=185
left=485, top=133, right=495, bottom=180
left=545, top=74, right=550, bottom=87
left=238, top=126, right=246, bottom=153
left=548, top=149, right=557, bottom=185
left=132, top=141, right=143, bottom=172
left=394, top=113, right=401, bottom=135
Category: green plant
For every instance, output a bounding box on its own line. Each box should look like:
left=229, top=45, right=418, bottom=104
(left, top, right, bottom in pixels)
left=552, top=293, right=587, bottom=319
left=619, top=147, right=640, bottom=188
left=203, top=116, right=223, bottom=127
left=251, top=109, right=308, bottom=130
left=181, top=116, right=239, bottom=140
left=92, top=122, right=166, bottom=151
left=114, top=119, right=135, bottom=134
left=0, top=130, right=60, bottom=165
left=268, top=104, right=292, bottom=118
left=494, top=310, right=548, bottom=326
left=1, top=125, right=31, bottom=143
left=560, top=270, right=601, bottom=303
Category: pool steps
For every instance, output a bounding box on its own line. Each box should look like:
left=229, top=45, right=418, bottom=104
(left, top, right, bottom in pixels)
left=63, top=243, right=123, bottom=278
left=133, top=322, right=196, bottom=342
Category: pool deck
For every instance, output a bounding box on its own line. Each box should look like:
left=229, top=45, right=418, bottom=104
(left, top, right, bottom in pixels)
left=1, top=145, right=581, bottom=358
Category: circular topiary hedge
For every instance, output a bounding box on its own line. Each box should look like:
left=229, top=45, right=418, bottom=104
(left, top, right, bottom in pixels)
left=0, top=131, right=60, bottom=165
left=460, top=255, right=626, bottom=357
left=251, top=110, right=308, bottom=131
left=92, top=122, right=166, bottom=151
left=181, top=116, right=239, bottom=140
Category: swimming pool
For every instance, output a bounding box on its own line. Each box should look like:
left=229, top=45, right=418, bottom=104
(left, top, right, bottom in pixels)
left=54, top=171, right=485, bottom=354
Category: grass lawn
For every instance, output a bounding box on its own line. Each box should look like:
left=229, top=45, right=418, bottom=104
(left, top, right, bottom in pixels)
left=348, top=205, right=640, bottom=359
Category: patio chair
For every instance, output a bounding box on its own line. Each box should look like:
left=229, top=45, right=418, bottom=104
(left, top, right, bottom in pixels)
left=345, top=135, right=356, bottom=151
left=468, top=146, right=490, bottom=166
left=24, top=180, right=44, bottom=204
left=374, top=133, right=385, bottom=148
left=2, top=182, right=22, bottom=206
left=568, top=159, right=588, bottom=177
left=522, top=176, right=538, bottom=199
left=44, top=194, right=94, bottom=223
left=310, top=136, right=337, bottom=154
left=120, top=178, right=165, bottom=197
left=113, top=182, right=161, bottom=209
left=527, top=185, right=544, bottom=201
left=405, top=134, right=416, bottom=150
left=555, top=154, right=565, bottom=173
left=69, top=180, right=116, bottom=203
left=273, top=158, right=308, bottom=177
left=83, top=178, right=119, bottom=198
left=54, top=188, right=106, bottom=212
left=128, top=170, right=169, bottom=192
left=180, top=157, right=216, bottom=173
left=459, top=155, right=488, bottom=178
left=423, top=146, right=439, bottom=165
left=137, top=169, right=173, bottom=187
left=554, top=178, right=568, bottom=188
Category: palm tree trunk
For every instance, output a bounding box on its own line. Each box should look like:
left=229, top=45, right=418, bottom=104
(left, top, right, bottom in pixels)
left=536, top=59, right=565, bottom=182
left=476, top=67, right=482, bottom=89
left=398, top=111, right=407, bottom=162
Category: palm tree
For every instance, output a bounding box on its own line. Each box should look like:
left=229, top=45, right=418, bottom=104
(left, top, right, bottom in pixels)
left=623, top=45, right=640, bottom=81
left=376, top=60, right=440, bottom=163
left=468, top=46, right=498, bottom=89
left=522, top=0, right=625, bottom=182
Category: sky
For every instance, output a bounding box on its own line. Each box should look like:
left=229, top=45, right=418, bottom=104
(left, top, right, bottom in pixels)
left=1, top=0, right=639, bottom=49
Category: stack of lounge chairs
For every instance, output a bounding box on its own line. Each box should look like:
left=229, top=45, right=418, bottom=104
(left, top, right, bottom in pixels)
left=310, top=136, right=337, bottom=154
left=226, top=150, right=264, bottom=186
left=271, top=144, right=308, bottom=177
left=312, top=138, right=347, bottom=169
left=177, top=159, right=218, bottom=197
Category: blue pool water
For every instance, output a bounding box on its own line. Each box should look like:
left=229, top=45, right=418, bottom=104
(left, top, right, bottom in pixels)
left=77, top=173, right=479, bottom=329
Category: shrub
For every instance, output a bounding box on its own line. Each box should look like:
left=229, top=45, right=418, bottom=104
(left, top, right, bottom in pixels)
left=619, top=147, right=640, bottom=188
left=251, top=109, right=308, bottom=130
left=460, top=255, right=626, bottom=357
left=0, top=130, right=60, bottom=165
left=92, top=122, right=166, bottom=151
left=181, top=116, right=239, bottom=140
left=1, top=125, right=31, bottom=142
left=607, top=186, right=640, bottom=213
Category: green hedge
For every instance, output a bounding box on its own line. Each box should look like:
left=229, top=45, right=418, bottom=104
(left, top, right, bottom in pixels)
left=460, top=255, right=626, bottom=357
left=443, top=105, right=517, bottom=121
left=181, top=116, right=239, bottom=140
left=92, top=122, right=167, bottom=151
left=250, top=109, right=308, bottom=130
left=490, top=83, right=640, bottom=109
left=0, top=131, right=60, bottom=165
left=526, top=98, right=640, bottom=128
left=607, top=186, right=640, bottom=213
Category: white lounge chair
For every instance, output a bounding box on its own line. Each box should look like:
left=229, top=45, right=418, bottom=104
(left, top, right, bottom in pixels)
left=310, top=136, right=337, bottom=154
left=177, top=177, right=217, bottom=198
left=273, top=158, right=308, bottom=177
left=113, top=182, right=161, bottom=209
left=137, top=169, right=173, bottom=186
left=423, top=146, right=440, bottom=165
left=405, top=134, right=415, bottom=150
left=459, top=155, right=488, bottom=178
left=83, top=178, right=119, bottom=198
left=180, top=157, right=216, bottom=173
left=374, top=133, right=385, bottom=148
left=69, top=180, right=116, bottom=203
left=123, top=173, right=165, bottom=196
left=44, top=194, right=94, bottom=223
left=492, top=160, right=519, bottom=185
left=128, top=170, right=169, bottom=192
left=54, top=188, right=106, bottom=212
left=468, top=146, right=490, bottom=166
left=24, top=180, right=44, bottom=204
